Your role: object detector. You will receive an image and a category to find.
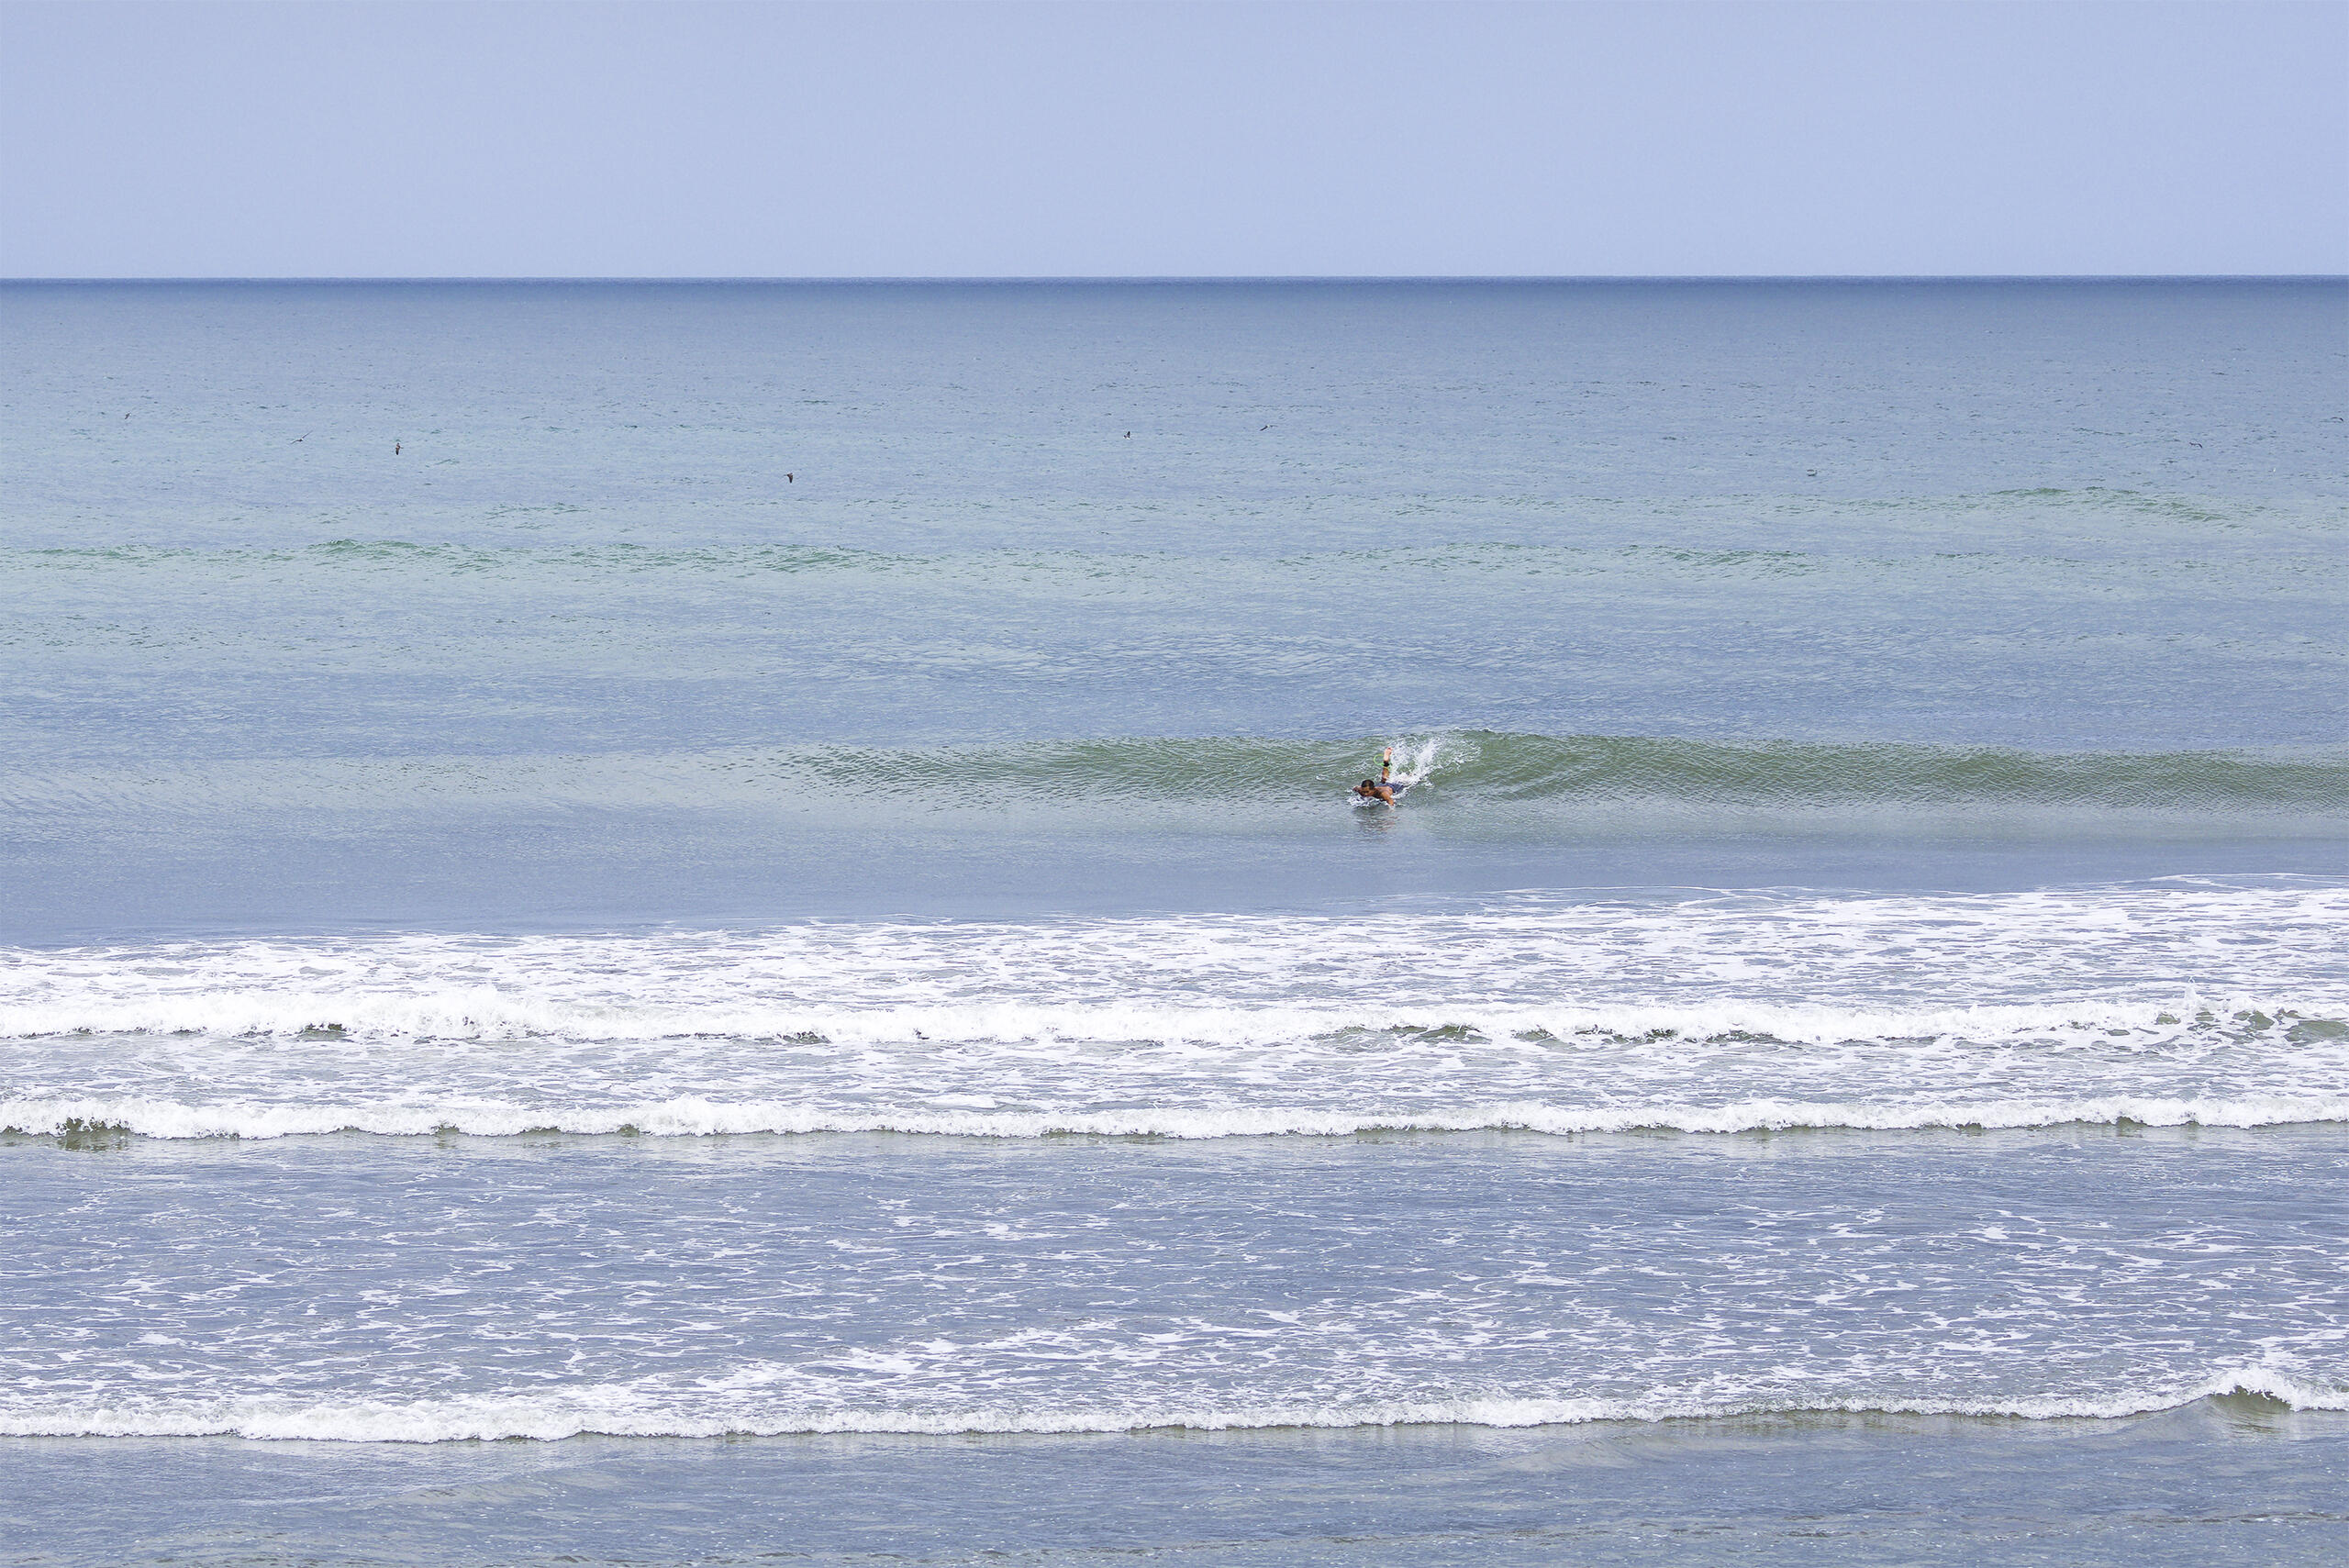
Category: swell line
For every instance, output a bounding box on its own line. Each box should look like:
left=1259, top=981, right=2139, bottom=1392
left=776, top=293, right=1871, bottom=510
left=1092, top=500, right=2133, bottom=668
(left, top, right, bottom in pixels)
left=3, top=732, right=2343, bottom=819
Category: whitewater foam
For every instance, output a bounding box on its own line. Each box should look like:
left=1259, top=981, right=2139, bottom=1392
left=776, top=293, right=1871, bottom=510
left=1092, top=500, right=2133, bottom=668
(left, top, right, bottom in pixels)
left=5, top=1366, right=2339, bottom=1443
left=6, top=1092, right=2345, bottom=1143
left=6, top=882, right=2343, bottom=1044
left=4, top=883, right=2342, bottom=1140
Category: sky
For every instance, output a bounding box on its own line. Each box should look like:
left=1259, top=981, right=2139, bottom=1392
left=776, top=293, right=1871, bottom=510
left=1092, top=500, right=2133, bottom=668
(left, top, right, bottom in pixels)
left=2, top=0, right=2343, bottom=278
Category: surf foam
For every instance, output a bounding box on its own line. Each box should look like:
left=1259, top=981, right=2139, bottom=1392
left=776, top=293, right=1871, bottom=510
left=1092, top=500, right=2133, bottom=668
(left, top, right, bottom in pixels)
left=7, top=1092, right=2343, bottom=1141
left=4, top=1365, right=2339, bottom=1443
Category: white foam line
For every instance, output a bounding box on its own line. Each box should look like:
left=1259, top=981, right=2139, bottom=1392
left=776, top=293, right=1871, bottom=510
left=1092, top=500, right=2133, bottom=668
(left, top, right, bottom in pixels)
left=0, top=995, right=2332, bottom=1047
left=1, top=1367, right=2338, bottom=1442
left=7, top=1093, right=2344, bottom=1141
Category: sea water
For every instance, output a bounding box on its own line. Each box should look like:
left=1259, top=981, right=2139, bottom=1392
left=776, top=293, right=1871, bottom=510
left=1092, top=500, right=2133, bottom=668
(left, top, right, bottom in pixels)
left=0, top=279, right=2343, bottom=1563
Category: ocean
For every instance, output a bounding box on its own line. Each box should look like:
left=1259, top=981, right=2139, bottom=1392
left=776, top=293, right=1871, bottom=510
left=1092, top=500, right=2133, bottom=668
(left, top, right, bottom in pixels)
left=1, top=278, right=2343, bottom=1563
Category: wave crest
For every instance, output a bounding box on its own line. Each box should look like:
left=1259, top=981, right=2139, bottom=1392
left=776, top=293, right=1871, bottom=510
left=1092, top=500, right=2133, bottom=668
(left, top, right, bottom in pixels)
left=7, top=1092, right=2343, bottom=1142
left=3, top=1366, right=2339, bottom=1443
left=4, top=732, right=2344, bottom=820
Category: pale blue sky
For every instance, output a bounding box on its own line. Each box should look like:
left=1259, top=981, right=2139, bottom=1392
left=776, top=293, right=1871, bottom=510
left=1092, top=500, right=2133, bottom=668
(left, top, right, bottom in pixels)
left=4, top=0, right=2343, bottom=277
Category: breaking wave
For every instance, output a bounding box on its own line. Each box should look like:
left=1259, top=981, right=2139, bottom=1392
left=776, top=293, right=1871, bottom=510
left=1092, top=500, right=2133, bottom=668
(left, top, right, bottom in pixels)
left=4, top=732, right=2345, bottom=821
left=7, top=1092, right=2346, bottom=1142
left=5, top=884, right=2340, bottom=1142
left=3, top=1366, right=2339, bottom=1443
left=4, top=992, right=2340, bottom=1048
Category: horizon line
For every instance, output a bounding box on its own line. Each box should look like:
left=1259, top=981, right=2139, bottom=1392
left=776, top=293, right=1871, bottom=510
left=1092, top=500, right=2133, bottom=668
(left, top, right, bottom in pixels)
left=6, top=272, right=2345, bottom=285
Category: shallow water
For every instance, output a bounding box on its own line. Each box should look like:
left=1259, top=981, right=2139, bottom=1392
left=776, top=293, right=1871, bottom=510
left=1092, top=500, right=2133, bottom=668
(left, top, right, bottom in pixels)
left=9, top=1405, right=2347, bottom=1566
left=5, top=1126, right=2342, bottom=1440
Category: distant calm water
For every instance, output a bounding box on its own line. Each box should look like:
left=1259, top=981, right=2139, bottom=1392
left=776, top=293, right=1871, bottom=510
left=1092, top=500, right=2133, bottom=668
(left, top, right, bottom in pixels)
left=2, top=280, right=2343, bottom=1564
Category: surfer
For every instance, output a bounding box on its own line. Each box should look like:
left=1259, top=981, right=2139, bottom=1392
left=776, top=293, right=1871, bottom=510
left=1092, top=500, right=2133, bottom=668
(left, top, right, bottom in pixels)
left=1354, top=779, right=1398, bottom=806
